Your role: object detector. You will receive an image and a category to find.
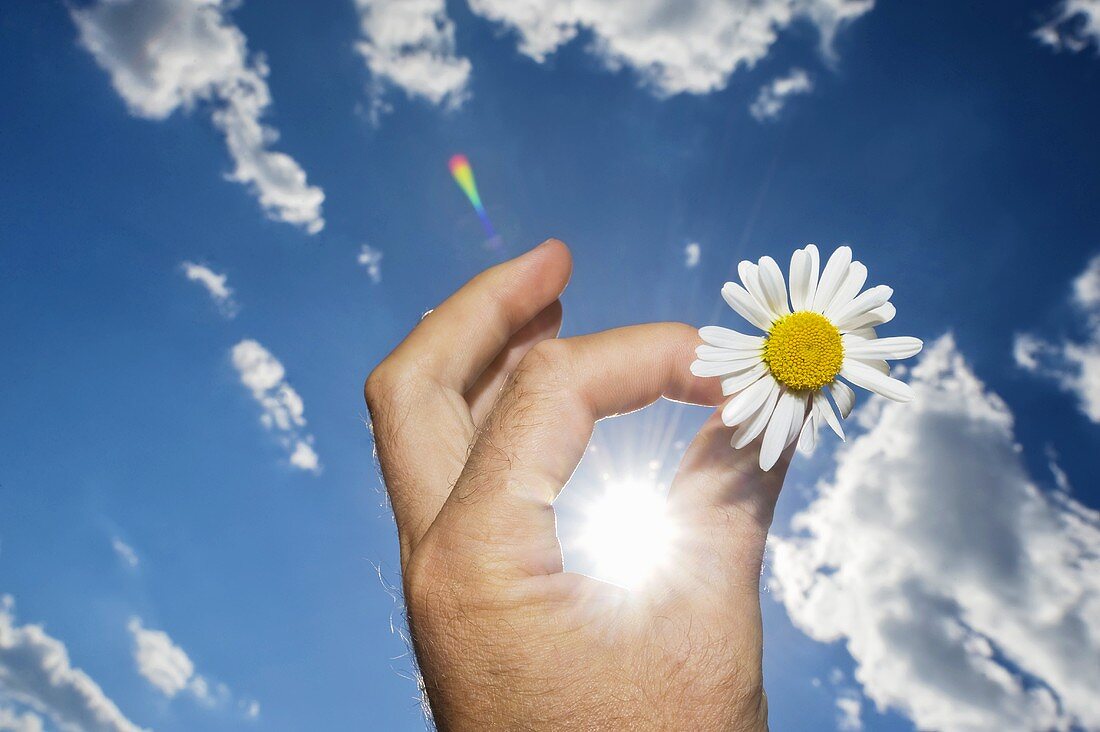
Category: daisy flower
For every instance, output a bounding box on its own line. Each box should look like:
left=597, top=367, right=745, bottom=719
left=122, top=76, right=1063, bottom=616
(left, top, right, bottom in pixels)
left=691, top=245, right=923, bottom=471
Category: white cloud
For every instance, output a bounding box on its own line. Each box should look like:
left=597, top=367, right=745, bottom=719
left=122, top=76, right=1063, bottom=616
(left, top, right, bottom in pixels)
left=0, top=596, right=145, bottom=732
left=353, top=0, right=471, bottom=118
left=1073, top=251, right=1100, bottom=311
left=770, top=335, right=1100, bottom=732
left=231, top=339, right=321, bottom=472
left=0, top=707, right=45, bottom=732
left=1014, top=253, right=1100, bottom=422
left=352, top=1, right=873, bottom=111
left=835, top=692, right=862, bottom=731
left=241, top=699, right=260, bottom=719
left=72, top=0, right=325, bottom=233
left=1045, top=445, right=1073, bottom=492
left=181, top=261, right=238, bottom=317
left=465, top=0, right=873, bottom=97
left=127, top=618, right=247, bottom=713
left=749, top=68, right=814, bottom=122
left=357, top=244, right=384, bottom=283
left=683, top=242, right=701, bottom=268
left=288, top=440, right=320, bottom=472
left=1036, top=0, right=1100, bottom=53
left=127, top=618, right=196, bottom=699
left=110, top=537, right=139, bottom=569
left=1012, top=331, right=1045, bottom=372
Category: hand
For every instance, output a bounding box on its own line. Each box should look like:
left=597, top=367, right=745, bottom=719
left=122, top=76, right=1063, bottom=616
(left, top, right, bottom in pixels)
left=365, top=239, right=791, bottom=731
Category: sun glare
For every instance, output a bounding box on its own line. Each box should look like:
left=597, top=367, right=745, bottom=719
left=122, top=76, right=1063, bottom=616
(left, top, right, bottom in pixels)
left=578, top=480, right=679, bottom=589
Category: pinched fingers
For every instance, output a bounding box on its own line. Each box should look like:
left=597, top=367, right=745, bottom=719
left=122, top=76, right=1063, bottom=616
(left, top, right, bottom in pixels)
left=424, top=322, right=723, bottom=578
left=464, top=299, right=563, bottom=426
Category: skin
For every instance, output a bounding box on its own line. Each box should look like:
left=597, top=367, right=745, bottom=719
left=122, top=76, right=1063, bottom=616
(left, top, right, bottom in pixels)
left=365, top=239, right=792, bottom=731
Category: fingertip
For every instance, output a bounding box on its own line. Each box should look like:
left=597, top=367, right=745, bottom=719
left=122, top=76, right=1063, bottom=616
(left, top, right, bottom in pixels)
left=667, top=422, right=788, bottom=536
left=535, top=237, right=573, bottom=273
left=664, top=322, right=723, bottom=407
left=535, top=237, right=570, bottom=258
left=515, top=238, right=573, bottom=299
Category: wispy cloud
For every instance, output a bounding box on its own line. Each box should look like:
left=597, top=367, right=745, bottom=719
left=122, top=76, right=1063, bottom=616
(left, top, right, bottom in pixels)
left=128, top=617, right=204, bottom=699
left=749, top=68, right=814, bottom=122
left=819, top=669, right=865, bottom=731
left=352, top=0, right=872, bottom=107
left=288, top=440, right=321, bottom=473
left=231, top=339, right=320, bottom=473
left=0, top=596, right=144, bottom=732
left=835, top=692, right=862, bottom=731
left=242, top=699, right=261, bottom=719
left=71, top=0, right=325, bottom=233
left=465, top=0, right=871, bottom=97
left=0, top=706, right=45, bottom=732
left=1014, top=253, right=1100, bottom=422
left=111, top=537, right=139, bottom=569
left=127, top=618, right=258, bottom=717
left=770, top=335, right=1100, bottom=731
left=1035, top=0, right=1100, bottom=52
left=181, top=261, right=238, bottom=318
left=357, top=244, right=384, bottom=284
left=353, top=0, right=471, bottom=120
left=683, top=242, right=701, bottom=268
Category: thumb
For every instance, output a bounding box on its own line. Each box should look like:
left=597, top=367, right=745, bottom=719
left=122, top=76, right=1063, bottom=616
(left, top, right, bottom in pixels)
left=665, top=411, right=792, bottom=600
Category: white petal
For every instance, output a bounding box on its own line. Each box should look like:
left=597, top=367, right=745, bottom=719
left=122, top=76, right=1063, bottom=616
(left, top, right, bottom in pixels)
left=721, top=362, right=770, bottom=396
left=760, top=389, right=804, bottom=471
left=845, top=327, right=878, bottom=341
left=852, top=357, right=890, bottom=375
left=843, top=336, right=924, bottom=361
left=785, top=394, right=809, bottom=447
left=805, top=244, right=820, bottom=307
left=691, top=356, right=761, bottom=378
left=789, top=249, right=812, bottom=312
left=695, top=344, right=762, bottom=361
left=798, top=411, right=818, bottom=454
left=830, top=380, right=856, bottom=418
left=814, top=389, right=845, bottom=440
left=758, top=256, right=791, bottom=317
left=842, top=302, right=896, bottom=331
left=833, top=285, right=894, bottom=331
left=699, top=326, right=764, bottom=350
left=721, top=375, right=775, bottom=426
left=738, top=261, right=773, bottom=316
left=732, top=381, right=780, bottom=449
left=811, top=246, right=852, bottom=312
left=823, top=261, right=868, bottom=320
left=841, top=360, right=914, bottom=402
left=722, top=282, right=774, bottom=331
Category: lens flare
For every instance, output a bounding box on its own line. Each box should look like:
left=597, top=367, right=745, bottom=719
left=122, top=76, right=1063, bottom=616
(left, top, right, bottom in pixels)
left=578, top=479, right=678, bottom=589
left=448, top=154, right=500, bottom=247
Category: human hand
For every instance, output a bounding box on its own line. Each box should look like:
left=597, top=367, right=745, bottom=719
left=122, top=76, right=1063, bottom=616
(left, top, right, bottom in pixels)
left=365, top=239, right=791, bottom=731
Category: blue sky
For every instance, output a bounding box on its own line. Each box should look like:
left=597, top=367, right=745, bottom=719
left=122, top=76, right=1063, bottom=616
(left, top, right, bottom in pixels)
left=2, top=0, right=1099, bottom=730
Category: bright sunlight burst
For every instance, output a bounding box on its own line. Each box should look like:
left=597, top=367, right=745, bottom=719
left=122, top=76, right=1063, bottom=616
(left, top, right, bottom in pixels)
left=578, top=479, right=679, bottom=589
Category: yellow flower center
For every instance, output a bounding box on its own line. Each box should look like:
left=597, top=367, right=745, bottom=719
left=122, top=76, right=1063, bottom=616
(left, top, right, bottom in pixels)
left=763, top=311, right=844, bottom=391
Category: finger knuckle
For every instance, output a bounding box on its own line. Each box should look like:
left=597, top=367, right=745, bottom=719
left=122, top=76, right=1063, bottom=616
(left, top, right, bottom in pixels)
left=515, top=338, right=570, bottom=385
left=364, top=361, right=423, bottom=416
left=403, top=542, right=453, bottom=619
left=363, top=364, right=396, bottom=410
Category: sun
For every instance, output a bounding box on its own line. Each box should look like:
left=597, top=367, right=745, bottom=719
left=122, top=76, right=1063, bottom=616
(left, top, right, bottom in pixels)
left=577, top=479, right=679, bottom=589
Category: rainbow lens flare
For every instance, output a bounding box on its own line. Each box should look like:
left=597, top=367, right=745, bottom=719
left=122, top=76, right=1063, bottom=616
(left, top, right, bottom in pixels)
left=448, top=154, right=499, bottom=245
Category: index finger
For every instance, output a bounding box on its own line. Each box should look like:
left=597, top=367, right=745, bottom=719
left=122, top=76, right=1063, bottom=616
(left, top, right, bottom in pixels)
left=379, top=238, right=573, bottom=393
left=365, top=239, right=572, bottom=566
